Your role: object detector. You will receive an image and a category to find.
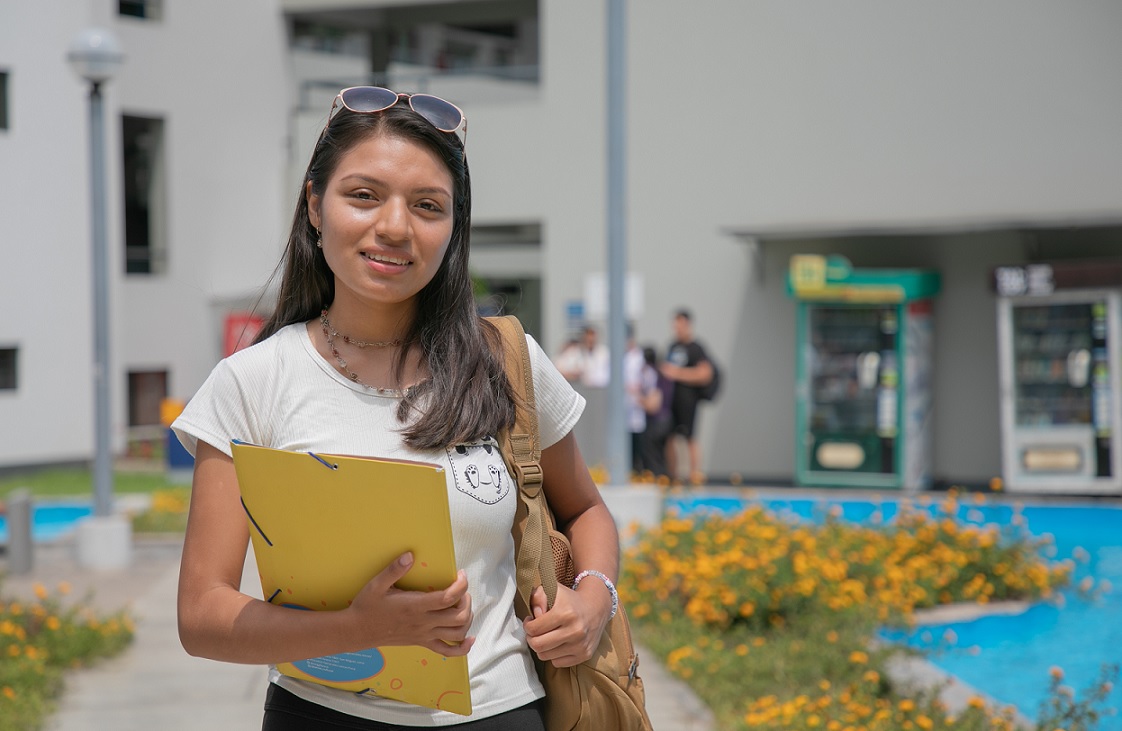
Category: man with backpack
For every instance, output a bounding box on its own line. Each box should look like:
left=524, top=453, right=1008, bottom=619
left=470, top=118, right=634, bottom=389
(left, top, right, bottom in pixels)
left=661, top=308, right=716, bottom=485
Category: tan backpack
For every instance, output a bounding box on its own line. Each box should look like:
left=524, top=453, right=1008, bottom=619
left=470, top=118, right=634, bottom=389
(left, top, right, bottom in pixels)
left=489, top=315, right=654, bottom=731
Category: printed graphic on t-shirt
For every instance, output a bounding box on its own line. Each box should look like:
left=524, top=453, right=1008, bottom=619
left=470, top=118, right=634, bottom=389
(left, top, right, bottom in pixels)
left=447, top=436, right=509, bottom=505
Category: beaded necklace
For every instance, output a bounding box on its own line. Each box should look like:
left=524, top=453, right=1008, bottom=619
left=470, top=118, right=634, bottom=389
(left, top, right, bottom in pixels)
left=319, top=309, right=409, bottom=396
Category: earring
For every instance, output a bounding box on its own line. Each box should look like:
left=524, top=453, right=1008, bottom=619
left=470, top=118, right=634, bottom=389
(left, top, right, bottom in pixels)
left=316, top=228, right=323, bottom=249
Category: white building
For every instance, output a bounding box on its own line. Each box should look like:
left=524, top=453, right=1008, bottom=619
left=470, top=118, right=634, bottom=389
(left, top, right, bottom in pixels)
left=2, top=1, right=1121, bottom=490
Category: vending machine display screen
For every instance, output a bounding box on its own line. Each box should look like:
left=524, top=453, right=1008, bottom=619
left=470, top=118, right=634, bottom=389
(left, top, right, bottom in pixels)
left=807, top=305, right=898, bottom=475
left=1011, top=302, right=1112, bottom=477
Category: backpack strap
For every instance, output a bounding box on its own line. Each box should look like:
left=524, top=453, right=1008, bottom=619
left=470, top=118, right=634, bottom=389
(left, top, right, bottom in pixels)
left=489, top=316, right=542, bottom=489
left=487, top=316, right=560, bottom=618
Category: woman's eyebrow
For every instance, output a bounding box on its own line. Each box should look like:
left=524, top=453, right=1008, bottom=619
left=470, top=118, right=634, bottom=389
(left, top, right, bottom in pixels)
left=339, top=174, right=451, bottom=198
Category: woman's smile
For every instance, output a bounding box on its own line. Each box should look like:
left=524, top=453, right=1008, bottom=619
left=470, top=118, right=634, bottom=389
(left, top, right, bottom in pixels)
left=361, top=249, right=414, bottom=272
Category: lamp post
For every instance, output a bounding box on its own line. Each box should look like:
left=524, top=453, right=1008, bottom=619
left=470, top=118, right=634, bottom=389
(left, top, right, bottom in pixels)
left=68, top=27, right=123, bottom=519
left=68, top=28, right=131, bottom=569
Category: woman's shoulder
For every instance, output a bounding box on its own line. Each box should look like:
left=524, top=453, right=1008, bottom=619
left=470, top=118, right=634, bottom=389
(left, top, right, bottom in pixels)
left=220, top=322, right=306, bottom=376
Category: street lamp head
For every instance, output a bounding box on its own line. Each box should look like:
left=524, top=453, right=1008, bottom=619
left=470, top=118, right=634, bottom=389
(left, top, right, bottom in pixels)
left=67, top=27, right=125, bottom=85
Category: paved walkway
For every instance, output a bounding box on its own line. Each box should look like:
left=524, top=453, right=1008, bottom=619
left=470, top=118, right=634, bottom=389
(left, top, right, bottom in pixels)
left=2, top=536, right=714, bottom=730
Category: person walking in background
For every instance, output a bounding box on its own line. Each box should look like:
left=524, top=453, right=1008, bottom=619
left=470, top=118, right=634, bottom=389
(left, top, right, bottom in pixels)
left=640, top=346, right=673, bottom=479
left=623, top=324, right=647, bottom=474
left=661, top=309, right=714, bottom=484
left=554, top=324, right=610, bottom=388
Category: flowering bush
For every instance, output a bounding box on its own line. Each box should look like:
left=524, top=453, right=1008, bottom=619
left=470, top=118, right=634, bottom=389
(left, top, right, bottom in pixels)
left=131, top=487, right=190, bottom=533
left=1037, top=664, right=1119, bottom=731
left=619, top=494, right=1081, bottom=730
left=0, top=582, right=133, bottom=731
left=622, top=497, right=1070, bottom=632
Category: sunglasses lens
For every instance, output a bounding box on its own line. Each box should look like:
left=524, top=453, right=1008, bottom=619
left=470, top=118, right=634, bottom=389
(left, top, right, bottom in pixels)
left=339, top=86, right=399, bottom=113
left=409, top=94, right=463, bottom=132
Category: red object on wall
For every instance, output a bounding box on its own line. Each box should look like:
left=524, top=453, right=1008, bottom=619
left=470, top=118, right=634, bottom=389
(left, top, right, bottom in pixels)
left=224, top=312, right=265, bottom=357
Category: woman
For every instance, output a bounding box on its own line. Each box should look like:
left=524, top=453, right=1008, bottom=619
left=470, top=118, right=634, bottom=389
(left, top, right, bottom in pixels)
left=172, top=87, right=619, bottom=729
left=639, top=346, right=673, bottom=479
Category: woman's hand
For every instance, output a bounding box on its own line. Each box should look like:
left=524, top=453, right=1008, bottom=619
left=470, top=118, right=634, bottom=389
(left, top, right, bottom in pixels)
left=522, top=583, right=612, bottom=667
left=346, top=552, right=475, bottom=657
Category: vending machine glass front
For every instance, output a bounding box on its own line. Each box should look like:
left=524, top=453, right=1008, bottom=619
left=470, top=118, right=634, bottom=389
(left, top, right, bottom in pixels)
left=1011, top=301, right=1112, bottom=477
left=806, top=305, right=899, bottom=477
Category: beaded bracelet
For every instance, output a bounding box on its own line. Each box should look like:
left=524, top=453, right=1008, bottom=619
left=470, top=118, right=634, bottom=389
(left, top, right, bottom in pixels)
left=572, top=569, right=619, bottom=620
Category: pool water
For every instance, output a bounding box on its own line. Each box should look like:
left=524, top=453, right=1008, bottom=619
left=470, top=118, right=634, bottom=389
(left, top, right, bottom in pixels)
left=0, top=503, right=93, bottom=543
left=667, top=494, right=1122, bottom=727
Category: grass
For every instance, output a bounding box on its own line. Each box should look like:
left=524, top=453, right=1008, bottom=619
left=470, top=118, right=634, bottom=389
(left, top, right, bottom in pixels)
left=0, top=465, right=191, bottom=535
left=0, top=467, right=182, bottom=500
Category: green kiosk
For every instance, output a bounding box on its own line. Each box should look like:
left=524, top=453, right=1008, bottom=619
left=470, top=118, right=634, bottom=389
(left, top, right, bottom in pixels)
left=787, top=255, right=942, bottom=490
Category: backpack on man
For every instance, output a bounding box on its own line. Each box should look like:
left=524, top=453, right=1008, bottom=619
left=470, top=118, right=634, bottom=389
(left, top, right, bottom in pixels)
left=699, top=348, right=721, bottom=402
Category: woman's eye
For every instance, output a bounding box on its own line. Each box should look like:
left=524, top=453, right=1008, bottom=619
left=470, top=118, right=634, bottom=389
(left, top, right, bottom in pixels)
left=351, top=191, right=376, bottom=201
left=417, top=200, right=443, bottom=213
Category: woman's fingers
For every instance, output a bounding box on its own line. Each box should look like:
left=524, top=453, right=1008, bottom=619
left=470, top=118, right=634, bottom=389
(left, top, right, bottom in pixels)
left=349, top=561, right=474, bottom=649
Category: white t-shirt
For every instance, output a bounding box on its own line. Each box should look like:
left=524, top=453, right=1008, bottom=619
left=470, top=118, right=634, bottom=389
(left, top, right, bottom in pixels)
left=623, top=346, right=647, bottom=433
left=172, top=322, right=584, bottom=727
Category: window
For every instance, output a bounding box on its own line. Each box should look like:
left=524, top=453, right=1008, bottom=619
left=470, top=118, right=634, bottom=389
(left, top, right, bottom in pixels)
left=0, top=71, right=9, bottom=130
left=128, top=370, right=168, bottom=426
left=0, top=348, right=17, bottom=390
left=119, top=0, right=162, bottom=20
left=122, top=114, right=167, bottom=274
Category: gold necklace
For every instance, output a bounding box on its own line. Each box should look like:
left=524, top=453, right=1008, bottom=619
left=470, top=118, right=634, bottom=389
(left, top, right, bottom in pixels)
left=319, top=309, right=408, bottom=396
left=319, top=309, right=402, bottom=348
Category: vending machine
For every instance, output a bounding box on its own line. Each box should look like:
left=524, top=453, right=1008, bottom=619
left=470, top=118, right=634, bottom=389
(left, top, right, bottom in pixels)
left=992, top=260, right=1122, bottom=494
left=787, top=255, right=942, bottom=490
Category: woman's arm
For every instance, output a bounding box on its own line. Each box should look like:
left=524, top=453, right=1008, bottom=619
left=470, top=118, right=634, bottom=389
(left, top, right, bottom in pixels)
left=177, top=441, right=475, bottom=664
left=521, top=431, right=620, bottom=668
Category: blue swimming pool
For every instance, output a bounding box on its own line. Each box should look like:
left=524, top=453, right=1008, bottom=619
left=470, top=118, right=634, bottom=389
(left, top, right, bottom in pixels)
left=0, top=502, right=93, bottom=543
left=668, top=493, right=1122, bottom=727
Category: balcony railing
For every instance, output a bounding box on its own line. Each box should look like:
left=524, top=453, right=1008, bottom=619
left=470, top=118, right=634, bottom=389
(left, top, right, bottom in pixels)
left=297, top=64, right=540, bottom=112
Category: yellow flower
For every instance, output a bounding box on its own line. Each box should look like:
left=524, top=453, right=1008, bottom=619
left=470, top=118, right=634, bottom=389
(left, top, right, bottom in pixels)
left=46, top=616, right=61, bottom=631
left=848, top=651, right=868, bottom=664
left=2, top=686, right=15, bottom=700
left=967, top=696, right=986, bottom=709
left=33, top=583, right=49, bottom=600
left=826, top=631, right=839, bottom=643
left=1049, top=666, right=1064, bottom=680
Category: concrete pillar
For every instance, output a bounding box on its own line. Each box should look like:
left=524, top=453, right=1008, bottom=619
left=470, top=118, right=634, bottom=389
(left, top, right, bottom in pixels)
left=6, top=488, right=33, bottom=574
left=76, top=513, right=132, bottom=570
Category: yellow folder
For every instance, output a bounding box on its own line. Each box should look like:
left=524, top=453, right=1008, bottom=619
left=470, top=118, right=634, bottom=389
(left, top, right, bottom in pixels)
left=231, top=441, right=472, bottom=716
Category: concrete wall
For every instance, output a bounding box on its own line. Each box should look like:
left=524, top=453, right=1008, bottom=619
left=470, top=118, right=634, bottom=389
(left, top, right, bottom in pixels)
left=0, top=2, right=109, bottom=464
left=0, top=0, right=289, bottom=467
left=532, top=1, right=1122, bottom=484
left=115, top=2, right=290, bottom=400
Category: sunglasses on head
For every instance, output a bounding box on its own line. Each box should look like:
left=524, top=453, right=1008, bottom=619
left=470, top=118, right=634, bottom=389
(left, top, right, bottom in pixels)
left=326, top=86, right=467, bottom=148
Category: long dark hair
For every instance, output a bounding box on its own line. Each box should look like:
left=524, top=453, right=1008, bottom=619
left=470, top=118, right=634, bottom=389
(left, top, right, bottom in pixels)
left=255, top=101, right=514, bottom=450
